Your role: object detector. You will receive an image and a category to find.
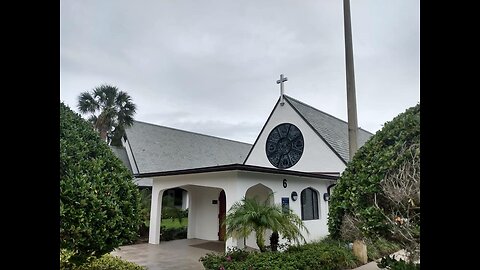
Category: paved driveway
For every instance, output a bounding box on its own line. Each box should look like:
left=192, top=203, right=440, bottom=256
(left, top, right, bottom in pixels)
left=111, top=239, right=225, bottom=270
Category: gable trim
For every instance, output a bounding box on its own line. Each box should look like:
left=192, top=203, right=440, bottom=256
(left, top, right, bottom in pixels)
left=242, top=97, right=281, bottom=164
left=124, top=133, right=141, bottom=174
left=284, top=95, right=374, bottom=136
left=135, top=163, right=339, bottom=180
left=284, top=97, right=348, bottom=165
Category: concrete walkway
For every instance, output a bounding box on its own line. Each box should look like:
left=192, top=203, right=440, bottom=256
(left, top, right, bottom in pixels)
left=111, top=239, right=224, bottom=270
left=111, top=239, right=410, bottom=270
left=349, top=250, right=412, bottom=270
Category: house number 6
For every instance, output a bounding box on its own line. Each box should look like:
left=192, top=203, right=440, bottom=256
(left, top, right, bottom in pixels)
left=283, top=179, right=287, bottom=188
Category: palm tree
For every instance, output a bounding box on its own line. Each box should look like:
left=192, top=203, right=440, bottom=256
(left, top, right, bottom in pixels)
left=224, top=194, right=309, bottom=252
left=77, top=84, right=136, bottom=146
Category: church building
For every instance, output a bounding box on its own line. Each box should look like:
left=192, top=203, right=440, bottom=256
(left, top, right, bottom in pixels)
left=115, top=93, right=373, bottom=251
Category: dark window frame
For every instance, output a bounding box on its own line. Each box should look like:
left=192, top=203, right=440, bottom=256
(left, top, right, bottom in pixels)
left=301, top=187, right=319, bottom=220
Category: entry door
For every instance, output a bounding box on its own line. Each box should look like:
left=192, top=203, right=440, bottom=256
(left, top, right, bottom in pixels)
left=218, top=190, right=226, bottom=241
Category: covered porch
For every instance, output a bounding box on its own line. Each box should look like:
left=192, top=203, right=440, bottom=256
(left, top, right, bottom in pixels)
left=140, top=164, right=336, bottom=252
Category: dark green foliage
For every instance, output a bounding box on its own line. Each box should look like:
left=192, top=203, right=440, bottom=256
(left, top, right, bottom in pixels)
left=137, top=188, right=152, bottom=240
left=377, top=255, right=420, bottom=270
left=161, top=195, right=188, bottom=223
left=328, top=104, right=420, bottom=240
left=138, top=188, right=152, bottom=227
left=269, top=231, right=279, bottom=252
left=60, top=249, right=145, bottom=270
left=160, top=226, right=187, bottom=241
left=200, top=239, right=360, bottom=270
left=60, top=102, right=142, bottom=264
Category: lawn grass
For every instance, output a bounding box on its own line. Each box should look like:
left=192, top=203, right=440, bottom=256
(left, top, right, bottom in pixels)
left=161, top=217, right=188, bottom=229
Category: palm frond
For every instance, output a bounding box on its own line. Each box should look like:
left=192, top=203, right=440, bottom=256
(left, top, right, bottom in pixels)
left=78, top=84, right=136, bottom=145
left=77, top=92, right=98, bottom=114
left=224, top=195, right=308, bottom=250
left=93, top=84, right=118, bottom=108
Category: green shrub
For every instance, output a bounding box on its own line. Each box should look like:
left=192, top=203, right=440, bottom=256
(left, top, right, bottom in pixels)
left=60, top=249, right=145, bottom=270
left=366, top=237, right=401, bottom=261
left=160, top=226, right=187, bottom=241
left=60, top=102, right=143, bottom=264
left=328, top=104, right=420, bottom=240
left=200, top=239, right=361, bottom=270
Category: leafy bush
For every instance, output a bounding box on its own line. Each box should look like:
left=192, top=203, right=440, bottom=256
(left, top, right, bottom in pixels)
left=138, top=188, right=152, bottom=227
left=60, top=102, right=143, bottom=264
left=377, top=255, right=420, bottom=270
left=137, top=188, right=152, bottom=241
left=366, top=237, right=401, bottom=261
left=60, top=249, right=145, bottom=270
left=328, top=104, right=420, bottom=244
left=200, top=239, right=360, bottom=270
left=160, top=226, right=187, bottom=241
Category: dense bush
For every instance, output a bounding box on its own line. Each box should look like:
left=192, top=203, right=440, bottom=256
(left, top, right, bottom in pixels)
left=60, top=102, right=143, bottom=264
left=137, top=188, right=152, bottom=241
left=160, top=226, right=187, bottom=241
left=328, top=104, right=420, bottom=244
left=200, top=239, right=360, bottom=270
left=60, top=249, right=145, bottom=270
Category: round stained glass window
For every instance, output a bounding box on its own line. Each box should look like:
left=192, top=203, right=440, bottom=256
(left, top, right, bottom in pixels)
left=265, top=123, right=304, bottom=169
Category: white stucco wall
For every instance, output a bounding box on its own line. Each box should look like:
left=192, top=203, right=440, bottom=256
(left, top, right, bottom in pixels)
left=148, top=169, right=335, bottom=251
left=187, top=185, right=223, bottom=240
left=245, top=100, right=346, bottom=173
left=148, top=171, right=245, bottom=247
left=236, top=171, right=335, bottom=248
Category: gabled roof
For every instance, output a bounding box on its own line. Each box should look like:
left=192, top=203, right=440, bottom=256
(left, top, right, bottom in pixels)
left=284, top=95, right=373, bottom=164
left=124, top=121, right=252, bottom=174
left=110, top=145, right=133, bottom=172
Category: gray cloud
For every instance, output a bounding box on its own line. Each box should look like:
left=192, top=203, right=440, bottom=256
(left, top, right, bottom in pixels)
left=61, top=0, right=419, bottom=144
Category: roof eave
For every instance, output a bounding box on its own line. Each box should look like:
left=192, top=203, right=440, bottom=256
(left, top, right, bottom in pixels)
left=134, top=163, right=339, bottom=180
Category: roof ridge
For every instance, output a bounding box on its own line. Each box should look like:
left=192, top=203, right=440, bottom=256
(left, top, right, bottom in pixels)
left=132, top=120, right=253, bottom=146
left=284, top=95, right=373, bottom=135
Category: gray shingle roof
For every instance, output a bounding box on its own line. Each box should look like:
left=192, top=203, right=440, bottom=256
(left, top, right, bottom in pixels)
left=284, top=95, right=374, bottom=164
left=110, top=145, right=133, bottom=172
left=124, top=121, right=252, bottom=174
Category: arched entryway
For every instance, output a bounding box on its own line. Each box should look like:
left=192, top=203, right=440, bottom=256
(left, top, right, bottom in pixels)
left=244, top=183, right=274, bottom=249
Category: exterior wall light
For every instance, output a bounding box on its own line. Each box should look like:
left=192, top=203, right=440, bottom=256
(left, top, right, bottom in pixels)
left=324, top=183, right=336, bottom=202
left=291, top=191, right=298, bottom=201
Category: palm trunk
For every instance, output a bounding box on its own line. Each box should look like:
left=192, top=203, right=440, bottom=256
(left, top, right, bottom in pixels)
left=99, top=129, right=108, bottom=143
left=256, top=229, right=266, bottom=252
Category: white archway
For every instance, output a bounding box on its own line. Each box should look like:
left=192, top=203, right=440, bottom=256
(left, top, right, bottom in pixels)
left=244, top=183, right=274, bottom=249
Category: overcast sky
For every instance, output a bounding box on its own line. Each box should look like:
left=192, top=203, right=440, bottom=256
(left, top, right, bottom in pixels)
left=60, top=0, right=419, bottom=144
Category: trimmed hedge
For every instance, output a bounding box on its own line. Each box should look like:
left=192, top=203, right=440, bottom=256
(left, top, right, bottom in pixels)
left=60, top=102, right=142, bottom=264
left=200, top=239, right=360, bottom=270
left=328, top=104, right=420, bottom=239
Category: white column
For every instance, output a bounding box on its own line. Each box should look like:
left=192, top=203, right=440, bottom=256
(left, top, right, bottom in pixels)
left=224, top=187, right=243, bottom=251
left=148, top=186, right=164, bottom=244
